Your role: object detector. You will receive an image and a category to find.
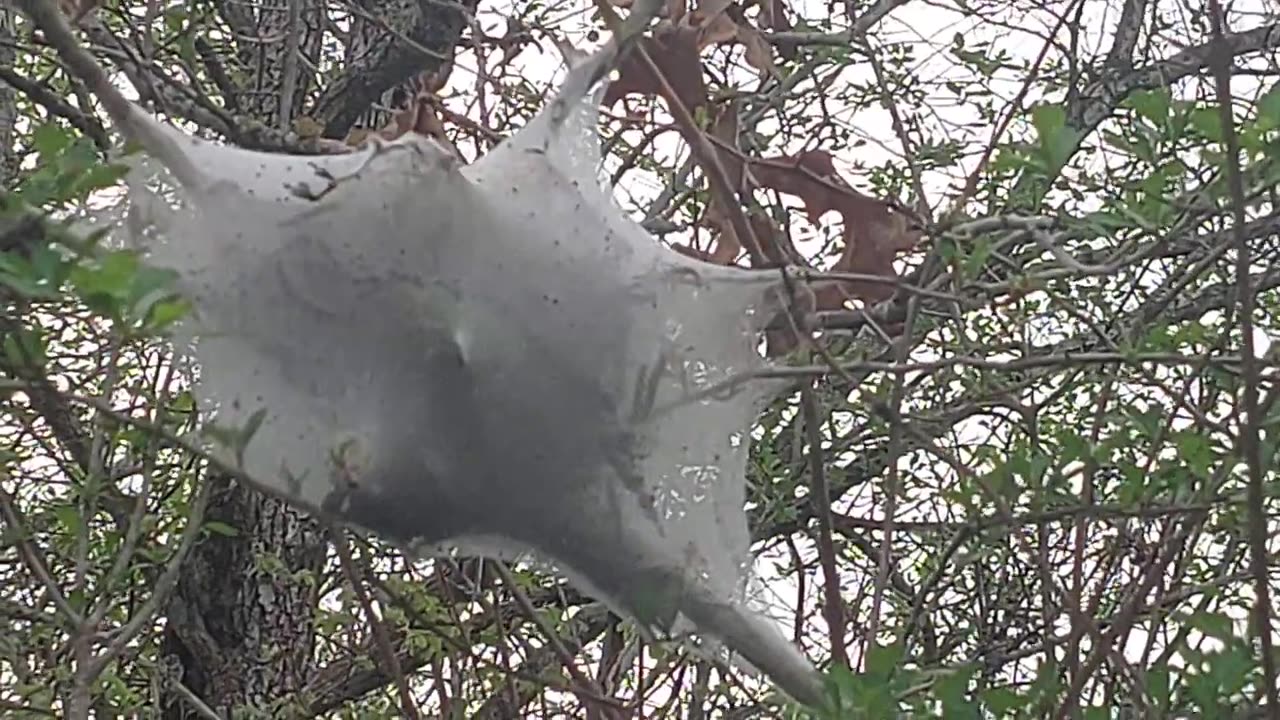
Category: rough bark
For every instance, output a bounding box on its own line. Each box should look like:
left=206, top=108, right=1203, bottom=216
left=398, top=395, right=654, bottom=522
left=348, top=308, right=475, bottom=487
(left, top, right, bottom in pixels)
left=0, top=0, right=17, bottom=181
left=160, top=479, right=327, bottom=718
left=310, top=0, right=478, bottom=138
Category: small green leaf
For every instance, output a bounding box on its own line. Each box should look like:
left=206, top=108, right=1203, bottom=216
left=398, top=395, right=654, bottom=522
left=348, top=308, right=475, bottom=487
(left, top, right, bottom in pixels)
left=1031, top=103, right=1080, bottom=173
left=127, top=265, right=179, bottom=305
left=982, top=687, right=1023, bottom=716
left=864, top=640, right=904, bottom=678
left=1186, top=611, right=1234, bottom=641
left=1258, top=83, right=1280, bottom=131
left=204, top=521, right=240, bottom=537
left=31, top=123, right=72, bottom=157
left=1128, top=88, right=1172, bottom=125
left=143, top=298, right=191, bottom=330
left=30, top=244, right=69, bottom=288
left=53, top=504, right=84, bottom=536
left=1189, top=107, right=1224, bottom=142
left=937, top=665, right=978, bottom=719
left=1147, top=665, right=1172, bottom=708
left=1031, top=104, right=1066, bottom=137
left=73, top=161, right=130, bottom=195
left=4, top=327, right=47, bottom=369
left=1174, top=431, right=1214, bottom=478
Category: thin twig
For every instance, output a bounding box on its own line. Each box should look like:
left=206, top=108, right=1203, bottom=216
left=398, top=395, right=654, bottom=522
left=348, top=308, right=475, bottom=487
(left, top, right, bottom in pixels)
left=648, top=351, right=1277, bottom=416
left=87, top=474, right=211, bottom=674
left=491, top=563, right=616, bottom=716
left=168, top=677, right=227, bottom=720
left=15, top=0, right=201, bottom=186
left=0, top=65, right=110, bottom=148
left=800, top=383, right=846, bottom=667
left=0, top=483, right=84, bottom=627
left=331, top=527, right=422, bottom=720
left=864, top=296, right=918, bottom=652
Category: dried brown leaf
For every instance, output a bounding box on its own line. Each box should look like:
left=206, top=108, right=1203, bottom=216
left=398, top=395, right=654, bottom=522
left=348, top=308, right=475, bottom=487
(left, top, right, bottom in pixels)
left=748, top=150, right=921, bottom=308
left=738, top=24, right=776, bottom=74
left=602, top=24, right=708, bottom=114
left=342, top=127, right=373, bottom=146
left=689, top=0, right=739, bottom=47
left=342, top=94, right=463, bottom=160
left=698, top=106, right=745, bottom=263
left=695, top=11, right=740, bottom=48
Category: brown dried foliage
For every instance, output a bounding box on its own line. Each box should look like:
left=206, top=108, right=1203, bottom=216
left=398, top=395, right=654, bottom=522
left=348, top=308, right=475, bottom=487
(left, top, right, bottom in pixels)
left=603, top=0, right=777, bottom=113
left=601, top=0, right=921, bottom=354
left=335, top=70, right=461, bottom=159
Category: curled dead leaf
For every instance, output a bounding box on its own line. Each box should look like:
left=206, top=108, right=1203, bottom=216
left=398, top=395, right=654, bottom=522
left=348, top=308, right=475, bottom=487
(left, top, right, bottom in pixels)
left=604, top=0, right=778, bottom=110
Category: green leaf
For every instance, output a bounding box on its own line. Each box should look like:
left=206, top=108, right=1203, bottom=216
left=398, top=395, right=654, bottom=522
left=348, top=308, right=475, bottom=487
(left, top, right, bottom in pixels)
left=982, top=687, right=1023, bottom=716
left=60, top=138, right=99, bottom=176
left=1031, top=103, right=1080, bottom=173
left=1189, top=107, right=1224, bottom=142
left=823, top=664, right=857, bottom=711
left=30, top=244, right=69, bottom=288
left=31, top=123, right=72, bottom=158
left=0, top=251, right=58, bottom=299
left=1208, top=644, right=1252, bottom=696
left=204, top=520, right=240, bottom=537
left=127, top=265, right=179, bottom=304
left=1187, top=668, right=1221, bottom=711
left=1128, top=88, right=1172, bottom=125
left=73, top=161, right=130, bottom=195
left=71, top=250, right=143, bottom=315
left=1147, top=665, right=1172, bottom=708
left=1031, top=104, right=1066, bottom=138
left=4, top=327, right=47, bottom=369
left=1258, top=83, right=1280, bottom=131
left=52, top=503, right=84, bottom=536
left=1173, top=431, right=1214, bottom=478
left=144, top=298, right=191, bottom=330
left=1186, top=611, right=1234, bottom=642
left=864, top=640, right=904, bottom=678
left=937, top=665, right=978, bottom=719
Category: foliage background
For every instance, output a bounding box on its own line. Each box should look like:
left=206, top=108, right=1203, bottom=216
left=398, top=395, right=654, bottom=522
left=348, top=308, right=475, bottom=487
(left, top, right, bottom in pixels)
left=1, top=0, right=1279, bottom=717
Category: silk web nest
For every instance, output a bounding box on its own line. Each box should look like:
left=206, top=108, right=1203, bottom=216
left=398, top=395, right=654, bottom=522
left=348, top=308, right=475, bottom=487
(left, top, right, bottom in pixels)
left=75, top=17, right=823, bottom=707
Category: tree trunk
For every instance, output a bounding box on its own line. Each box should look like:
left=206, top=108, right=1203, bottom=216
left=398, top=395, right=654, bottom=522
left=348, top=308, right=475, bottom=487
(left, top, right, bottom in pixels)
left=0, top=0, right=18, bottom=182
left=160, top=479, right=327, bottom=718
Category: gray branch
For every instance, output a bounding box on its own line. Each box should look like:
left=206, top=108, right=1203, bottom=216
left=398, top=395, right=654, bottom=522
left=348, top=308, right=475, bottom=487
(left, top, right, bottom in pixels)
left=1069, top=22, right=1280, bottom=137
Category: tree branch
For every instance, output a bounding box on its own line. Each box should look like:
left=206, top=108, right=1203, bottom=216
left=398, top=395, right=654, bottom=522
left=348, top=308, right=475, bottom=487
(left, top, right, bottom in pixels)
left=1069, top=22, right=1280, bottom=136
left=310, top=0, right=476, bottom=139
